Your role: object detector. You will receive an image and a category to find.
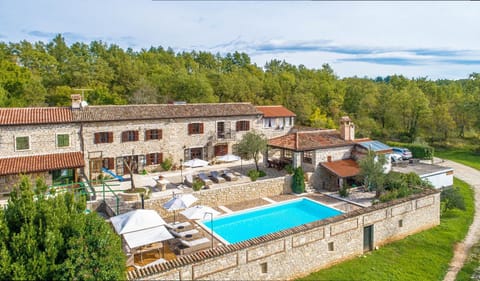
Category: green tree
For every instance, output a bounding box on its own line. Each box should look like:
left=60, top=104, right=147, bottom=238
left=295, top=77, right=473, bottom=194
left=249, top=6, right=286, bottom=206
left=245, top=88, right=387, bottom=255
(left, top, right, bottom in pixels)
left=358, top=150, right=387, bottom=197
left=0, top=176, right=125, bottom=280
left=234, top=131, right=267, bottom=171
left=291, top=167, right=305, bottom=194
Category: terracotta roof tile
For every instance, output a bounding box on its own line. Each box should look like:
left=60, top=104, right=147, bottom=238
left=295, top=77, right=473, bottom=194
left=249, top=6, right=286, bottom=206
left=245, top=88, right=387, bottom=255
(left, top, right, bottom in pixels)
left=73, top=103, right=262, bottom=122
left=0, top=152, right=85, bottom=175
left=256, top=106, right=296, bottom=117
left=268, top=130, right=353, bottom=151
left=0, top=107, right=73, bottom=125
left=321, top=159, right=360, bottom=178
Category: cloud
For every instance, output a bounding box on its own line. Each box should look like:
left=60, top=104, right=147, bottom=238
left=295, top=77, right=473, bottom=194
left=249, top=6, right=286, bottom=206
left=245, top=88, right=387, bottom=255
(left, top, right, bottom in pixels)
left=338, top=57, right=421, bottom=66
left=26, top=30, right=58, bottom=38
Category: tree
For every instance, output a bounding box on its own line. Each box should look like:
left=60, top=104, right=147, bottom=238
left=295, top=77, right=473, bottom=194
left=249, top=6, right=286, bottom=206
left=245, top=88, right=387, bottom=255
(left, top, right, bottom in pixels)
left=234, top=131, right=267, bottom=171
left=441, top=187, right=465, bottom=213
left=358, top=150, right=387, bottom=197
left=291, top=167, right=305, bottom=194
left=0, top=176, right=125, bottom=280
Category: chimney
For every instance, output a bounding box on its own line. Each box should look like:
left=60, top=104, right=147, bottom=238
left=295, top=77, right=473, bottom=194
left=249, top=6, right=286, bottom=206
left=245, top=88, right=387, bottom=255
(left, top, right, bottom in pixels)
left=71, top=94, right=82, bottom=110
left=340, top=116, right=355, bottom=141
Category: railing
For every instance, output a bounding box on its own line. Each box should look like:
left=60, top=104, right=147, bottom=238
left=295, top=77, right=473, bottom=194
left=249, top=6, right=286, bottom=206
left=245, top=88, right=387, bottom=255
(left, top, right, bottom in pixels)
left=213, top=129, right=236, bottom=141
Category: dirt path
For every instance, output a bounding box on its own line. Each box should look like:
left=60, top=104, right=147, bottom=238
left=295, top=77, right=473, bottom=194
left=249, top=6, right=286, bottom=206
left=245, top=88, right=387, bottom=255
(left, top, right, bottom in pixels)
left=434, top=158, right=480, bottom=281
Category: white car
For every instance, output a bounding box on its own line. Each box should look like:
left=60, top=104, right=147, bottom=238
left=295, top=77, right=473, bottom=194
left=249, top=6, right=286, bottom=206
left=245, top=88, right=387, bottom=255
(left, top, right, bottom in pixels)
left=392, top=147, right=413, bottom=160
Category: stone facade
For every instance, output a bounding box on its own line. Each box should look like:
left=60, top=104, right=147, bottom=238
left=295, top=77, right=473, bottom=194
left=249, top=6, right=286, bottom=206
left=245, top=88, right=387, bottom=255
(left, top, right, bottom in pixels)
left=128, top=190, right=440, bottom=281
left=138, top=177, right=290, bottom=217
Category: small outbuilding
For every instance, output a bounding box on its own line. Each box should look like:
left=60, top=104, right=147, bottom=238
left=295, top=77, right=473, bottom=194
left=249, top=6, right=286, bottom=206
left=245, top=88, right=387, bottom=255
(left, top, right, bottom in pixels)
left=392, top=162, right=454, bottom=189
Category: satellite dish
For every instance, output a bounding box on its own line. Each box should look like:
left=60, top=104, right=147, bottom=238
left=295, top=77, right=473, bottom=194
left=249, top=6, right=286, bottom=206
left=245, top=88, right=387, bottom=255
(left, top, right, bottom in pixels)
left=80, top=100, right=89, bottom=108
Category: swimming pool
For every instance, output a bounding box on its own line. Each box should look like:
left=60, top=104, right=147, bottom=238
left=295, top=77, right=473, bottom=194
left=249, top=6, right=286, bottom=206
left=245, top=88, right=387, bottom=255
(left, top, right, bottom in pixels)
left=201, top=198, right=343, bottom=244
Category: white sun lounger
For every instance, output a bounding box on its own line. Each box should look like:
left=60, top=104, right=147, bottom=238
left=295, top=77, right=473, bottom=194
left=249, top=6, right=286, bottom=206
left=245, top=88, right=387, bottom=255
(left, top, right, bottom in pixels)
left=133, top=258, right=166, bottom=270
left=170, top=228, right=199, bottom=238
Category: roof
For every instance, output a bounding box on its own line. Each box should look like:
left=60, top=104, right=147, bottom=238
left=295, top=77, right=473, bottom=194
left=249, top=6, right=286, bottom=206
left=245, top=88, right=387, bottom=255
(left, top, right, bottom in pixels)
left=321, top=159, right=360, bottom=178
left=392, top=163, right=453, bottom=177
left=256, top=106, right=296, bottom=118
left=0, top=152, right=85, bottom=175
left=0, top=107, right=73, bottom=125
left=73, top=103, right=262, bottom=122
left=123, top=225, right=173, bottom=249
left=268, top=130, right=354, bottom=151
left=356, top=140, right=392, bottom=153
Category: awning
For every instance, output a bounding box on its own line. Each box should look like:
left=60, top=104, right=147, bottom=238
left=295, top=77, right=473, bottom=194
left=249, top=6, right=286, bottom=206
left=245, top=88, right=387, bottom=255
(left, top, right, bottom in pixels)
left=123, top=225, right=174, bottom=249
left=0, top=152, right=85, bottom=176
left=110, top=209, right=167, bottom=235
left=321, top=159, right=360, bottom=178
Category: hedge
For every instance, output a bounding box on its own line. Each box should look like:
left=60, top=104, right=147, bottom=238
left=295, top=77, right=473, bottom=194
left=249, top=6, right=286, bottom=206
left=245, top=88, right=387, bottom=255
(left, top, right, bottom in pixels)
left=387, top=141, right=434, bottom=160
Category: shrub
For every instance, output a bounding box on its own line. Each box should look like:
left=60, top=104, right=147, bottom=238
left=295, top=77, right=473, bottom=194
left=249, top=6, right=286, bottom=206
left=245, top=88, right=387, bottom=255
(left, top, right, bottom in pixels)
left=441, top=187, right=466, bottom=213
left=284, top=164, right=294, bottom=174
left=192, top=179, right=204, bottom=191
left=339, top=183, right=350, bottom=198
left=248, top=170, right=260, bottom=181
left=160, top=157, right=173, bottom=171
left=386, top=141, right=434, bottom=160
left=291, top=167, right=305, bottom=194
left=258, top=170, right=267, bottom=177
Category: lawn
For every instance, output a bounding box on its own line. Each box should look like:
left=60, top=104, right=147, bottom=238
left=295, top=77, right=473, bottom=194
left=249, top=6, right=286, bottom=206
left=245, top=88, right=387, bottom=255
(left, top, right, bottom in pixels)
left=298, top=178, right=474, bottom=281
left=435, top=149, right=480, bottom=171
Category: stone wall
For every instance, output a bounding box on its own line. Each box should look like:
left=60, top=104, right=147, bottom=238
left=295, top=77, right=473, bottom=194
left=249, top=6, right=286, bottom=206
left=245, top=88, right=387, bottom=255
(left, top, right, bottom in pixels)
left=128, top=190, right=440, bottom=281
left=137, top=177, right=290, bottom=217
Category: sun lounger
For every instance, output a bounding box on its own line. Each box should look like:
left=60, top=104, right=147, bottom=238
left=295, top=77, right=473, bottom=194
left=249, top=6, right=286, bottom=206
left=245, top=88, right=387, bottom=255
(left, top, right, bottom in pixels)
left=198, top=172, right=213, bottom=186
left=169, top=228, right=199, bottom=238
left=210, top=171, right=226, bottom=183
left=222, top=170, right=238, bottom=181
left=133, top=258, right=166, bottom=270
left=184, top=174, right=194, bottom=187
left=165, top=221, right=191, bottom=231
left=177, top=237, right=211, bottom=255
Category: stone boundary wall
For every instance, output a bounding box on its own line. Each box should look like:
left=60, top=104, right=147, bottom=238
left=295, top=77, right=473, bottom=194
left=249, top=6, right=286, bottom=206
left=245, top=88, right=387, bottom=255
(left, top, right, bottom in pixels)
left=137, top=177, right=291, bottom=217
left=128, top=189, right=440, bottom=281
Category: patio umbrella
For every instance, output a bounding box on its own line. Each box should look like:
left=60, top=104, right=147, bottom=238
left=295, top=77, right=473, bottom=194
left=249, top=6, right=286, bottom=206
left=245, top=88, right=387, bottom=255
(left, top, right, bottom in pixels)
left=180, top=205, right=220, bottom=220
left=183, top=158, right=209, bottom=168
left=163, top=194, right=198, bottom=222
left=217, top=154, right=240, bottom=163
left=110, top=209, right=167, bottom=235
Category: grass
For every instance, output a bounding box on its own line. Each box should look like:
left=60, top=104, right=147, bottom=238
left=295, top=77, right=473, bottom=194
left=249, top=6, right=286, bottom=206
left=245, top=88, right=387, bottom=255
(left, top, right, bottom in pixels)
left=298, top=178, right=474, bottom=281
left=435, top=149, right=480, bottom=171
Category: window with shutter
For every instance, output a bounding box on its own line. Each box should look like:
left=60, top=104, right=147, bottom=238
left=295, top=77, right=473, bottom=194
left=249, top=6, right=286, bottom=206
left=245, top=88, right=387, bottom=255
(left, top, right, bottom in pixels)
left=188, top=123, right=204, bottom=134
left=145, top=129, right=161, bottom=140
left=122, top=130, right=139, bottom=142
left=236, top=121, right=250, bottom=131
left=95, top=132, right=113, bottom=144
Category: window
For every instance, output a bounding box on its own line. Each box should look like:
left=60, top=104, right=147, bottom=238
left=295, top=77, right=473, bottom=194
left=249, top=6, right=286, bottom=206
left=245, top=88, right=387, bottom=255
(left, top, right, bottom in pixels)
left=287, top=117, right=293, bottom=126
left=303, top=151, right=313, bottom=164
left=15, top=136, right=30, bottom=150
left=56, top=134, right=70, bottom=147
left=236, top=120, right=250, bottom=131
left=94, top=132, right=113, bottom=144
left=102, top=158, right=115, bottom=170
left=145, top=129, right=162, bottom=141
left=398, top=219, right=403, bottom=228
left=284, top=150, right=293, bottom=159
left=260, top=262, right=268, bottom=273
left=263, top=118, right=272, bottom=128
left=188, top=123, right=204, bottom=135
left=328, top=242, right=334, bottom=251
left=146, top=153, right=163, bottom=165
left=121, top=130, right=139, bottom=142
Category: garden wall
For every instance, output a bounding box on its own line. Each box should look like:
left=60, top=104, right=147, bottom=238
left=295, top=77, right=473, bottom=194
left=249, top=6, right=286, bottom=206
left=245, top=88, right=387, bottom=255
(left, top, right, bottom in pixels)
left=128, top=189, right=440, bottom=281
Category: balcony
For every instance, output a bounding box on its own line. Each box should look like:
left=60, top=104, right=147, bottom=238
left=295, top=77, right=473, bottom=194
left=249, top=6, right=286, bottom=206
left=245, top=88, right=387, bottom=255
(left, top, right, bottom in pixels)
left=212, top=129, right=236, bottom=142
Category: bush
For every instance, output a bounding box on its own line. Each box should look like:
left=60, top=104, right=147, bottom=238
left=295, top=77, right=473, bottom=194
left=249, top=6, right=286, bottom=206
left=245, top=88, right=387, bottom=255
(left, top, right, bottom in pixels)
left=291, top=167, right=305, bottom=194
left=387, top=141, right=434, bottom=160
left=248, top=170, right=260, bottom=181
left=160, top=157, right=173, bottom=171
left=441, top=187, right=466, bottom=213
left=339, top=184, right=350, bottom=198
left=258, top=170, right=267, bottom=177
left=284, top=164, right=294, bottom=174
left=192, top=179, right=204, bottom=191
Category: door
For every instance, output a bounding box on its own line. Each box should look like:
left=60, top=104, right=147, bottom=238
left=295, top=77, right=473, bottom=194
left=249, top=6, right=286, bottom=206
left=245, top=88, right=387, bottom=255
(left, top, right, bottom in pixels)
left=363, top=225, right=374, bottom=252
left=217, top=122, right=225, bottom=139
left=214, top=144, right=228, bottom=156
left=190, top=148, right=203, bottom=159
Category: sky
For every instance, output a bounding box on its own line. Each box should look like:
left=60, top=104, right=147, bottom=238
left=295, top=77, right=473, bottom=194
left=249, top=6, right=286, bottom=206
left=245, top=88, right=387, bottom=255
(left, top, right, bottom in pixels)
left=1, top=1, right=479, bottom=80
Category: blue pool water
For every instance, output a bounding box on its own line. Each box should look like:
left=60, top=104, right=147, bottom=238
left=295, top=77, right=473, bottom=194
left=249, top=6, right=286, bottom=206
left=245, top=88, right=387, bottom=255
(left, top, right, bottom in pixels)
left=201, top=198, right=342, bottom=244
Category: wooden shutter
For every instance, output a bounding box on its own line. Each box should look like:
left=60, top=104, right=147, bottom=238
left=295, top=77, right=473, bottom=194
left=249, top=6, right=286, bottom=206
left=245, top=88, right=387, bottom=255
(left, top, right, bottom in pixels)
left=134, top=131, right=139, bottom=141
left=146, top=154, right=152, bottom=165
left=121, top=132, right=127, bottom=142
left=145, top=130, right=150, bottom=141
left=108, top=132, right=113, bottom=143
left=246, top=121, right=250, bottom=131
left=159, top=129, right=163, bottom=139
left=94, top=133, right=100, bottom=144
left=199, top=123, right=204, bottom=134
left=188, top=124, right=193, bottom=135
left=158, top=153, right=163, bottom=164
left=236, top=121, right=240, bottom=131
left=108, top=158, right=114, bottom=170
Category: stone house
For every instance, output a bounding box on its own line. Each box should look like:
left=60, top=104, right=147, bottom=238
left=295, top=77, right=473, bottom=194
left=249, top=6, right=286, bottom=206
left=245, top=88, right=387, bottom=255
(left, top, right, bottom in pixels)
left=0, top=96, right=296, bottom=191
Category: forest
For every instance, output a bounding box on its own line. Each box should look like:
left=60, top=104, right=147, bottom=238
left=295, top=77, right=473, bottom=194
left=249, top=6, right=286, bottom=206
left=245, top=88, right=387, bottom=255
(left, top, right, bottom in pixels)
left=1, top=34, right=479, bottom=145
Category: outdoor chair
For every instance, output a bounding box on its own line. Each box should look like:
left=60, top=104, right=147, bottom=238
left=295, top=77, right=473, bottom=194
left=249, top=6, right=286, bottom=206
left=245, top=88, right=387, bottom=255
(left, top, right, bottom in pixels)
left=177, top=237, right=211, bottom=255
left=210, top=171, right=226, bottom=183
left=222, top=170, right=238, bottom=181
left=184, top=174, right=194, bottom=187
left=165, top=221, right=192, bottom=231
left=169, top=228, right=200, bottom=238
left=198, top=172, right=213, bottom=186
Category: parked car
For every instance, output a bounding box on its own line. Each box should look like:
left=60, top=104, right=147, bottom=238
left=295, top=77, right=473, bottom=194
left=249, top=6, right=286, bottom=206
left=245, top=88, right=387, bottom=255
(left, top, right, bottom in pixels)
left=390, top=153, right=403, bottom=163
left=392, top=147, right=413, bottom=160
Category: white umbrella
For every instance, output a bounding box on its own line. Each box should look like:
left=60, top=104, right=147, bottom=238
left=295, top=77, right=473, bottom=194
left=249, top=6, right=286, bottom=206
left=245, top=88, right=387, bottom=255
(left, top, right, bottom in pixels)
left=163, top=194, right=198, bottom=222
left=217, top=154, right=240, bottom=163
left=183, top=158, right=209, bottom=168
left=110, top=209, right=167, bottom=235
left=180, top=205, right=220, bottom=220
